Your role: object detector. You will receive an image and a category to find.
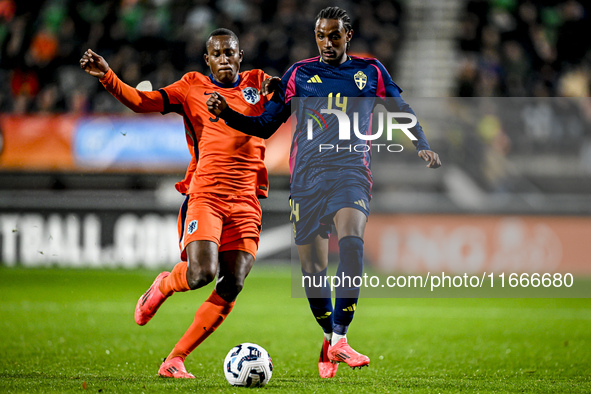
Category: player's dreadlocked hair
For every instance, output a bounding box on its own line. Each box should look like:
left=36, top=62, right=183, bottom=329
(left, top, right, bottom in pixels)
left=207, top=28, right=239, bottom=47
left=315, top=6, right=353, bottom=49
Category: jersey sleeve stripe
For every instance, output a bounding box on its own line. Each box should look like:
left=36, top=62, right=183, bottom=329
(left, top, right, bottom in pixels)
left=159, top=89, right=171, bottom=114
left=284, top=57, right=319, bottom=103
left=159, top=88, right=184, bottom=115
left=285, top=66, right=300, bottom=103
left=370, top=64, right=386, bottom=98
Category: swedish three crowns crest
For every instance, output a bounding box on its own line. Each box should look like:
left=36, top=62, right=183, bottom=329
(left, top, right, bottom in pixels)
left=354, top=71, right=367, bottom=90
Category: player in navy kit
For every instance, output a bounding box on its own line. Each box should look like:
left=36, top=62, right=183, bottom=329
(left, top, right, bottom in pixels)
left=207, top=7, right=441, bottom=378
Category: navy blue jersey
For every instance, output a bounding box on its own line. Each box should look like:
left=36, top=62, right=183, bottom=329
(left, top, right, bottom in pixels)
left=220, top=55, right=431, bottom=193
left=283, top=55, right=400, bottom=99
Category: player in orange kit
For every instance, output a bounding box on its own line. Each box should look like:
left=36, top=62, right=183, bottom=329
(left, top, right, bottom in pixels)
left=80, top=28, right=275, bottom=378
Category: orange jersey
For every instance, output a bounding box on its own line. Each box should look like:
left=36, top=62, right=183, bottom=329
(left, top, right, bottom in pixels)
left=100, top=69, right=271, bottom=197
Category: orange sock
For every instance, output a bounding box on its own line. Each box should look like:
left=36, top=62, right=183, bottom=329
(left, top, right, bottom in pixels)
left=159, top=261, right=191, bottom=296
left=167, top=290, right=235, bottom=361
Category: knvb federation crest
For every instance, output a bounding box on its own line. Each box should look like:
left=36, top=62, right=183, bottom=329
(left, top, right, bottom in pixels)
left=242, top=87, right=260, bottom=104
left=354, top=71, right=367, bottom=90
left=187, top=220, right=198, bottom=234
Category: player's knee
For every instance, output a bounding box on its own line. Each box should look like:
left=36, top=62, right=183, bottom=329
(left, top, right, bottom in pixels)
left=231, top=277, right=246, bottom=295
left=216, top=275, right=245, bottom=302
left=186, top=261, right=217, bottom=290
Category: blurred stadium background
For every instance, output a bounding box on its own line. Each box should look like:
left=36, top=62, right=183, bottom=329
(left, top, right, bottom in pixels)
left=0, top=0, right=590, bottom=279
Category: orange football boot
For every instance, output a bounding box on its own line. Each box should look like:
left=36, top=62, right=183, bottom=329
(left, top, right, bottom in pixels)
left=134, top=271, right=170, bottom=326
left=318, top=339, right=339, bottom=378
left=158, top=356, right=195, bottom=379
left=327, top=338, right=370, bottom=368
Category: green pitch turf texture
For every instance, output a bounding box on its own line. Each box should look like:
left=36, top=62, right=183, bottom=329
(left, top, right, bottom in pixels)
left=1, top=267, right=589, bottom=393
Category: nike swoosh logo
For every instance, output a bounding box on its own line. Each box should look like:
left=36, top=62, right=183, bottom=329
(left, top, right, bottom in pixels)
left=204, top=92, right=213, bottom=95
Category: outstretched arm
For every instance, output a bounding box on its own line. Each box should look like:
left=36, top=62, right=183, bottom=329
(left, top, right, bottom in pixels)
left=80, top=49, right=164, bottom=113
left=373, top=60, right=441, bottom=168
left=417, top=149, right=441, bottom=168
left=207, top=91, right=291, bottom=139
left=381, top=95, right=441, bottom=168
left=80, top=49, right=109, bottom=78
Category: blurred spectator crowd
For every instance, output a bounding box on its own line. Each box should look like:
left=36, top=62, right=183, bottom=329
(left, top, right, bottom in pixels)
left=1, top=0, right=589, bottom=114
left=0, top=0, right=403, bottom=114
left=456, top=0, right=591, bottom=97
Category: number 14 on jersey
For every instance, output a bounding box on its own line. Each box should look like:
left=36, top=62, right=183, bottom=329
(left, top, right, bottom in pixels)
left=327, top=92, right=347, bottom=111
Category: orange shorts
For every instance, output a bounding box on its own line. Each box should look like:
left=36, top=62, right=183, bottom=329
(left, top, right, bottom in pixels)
left=177, top=193, right=262, bottom=260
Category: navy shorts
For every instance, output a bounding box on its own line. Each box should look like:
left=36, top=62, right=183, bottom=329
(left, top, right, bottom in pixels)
left=289, top=175, right=371, bottom=245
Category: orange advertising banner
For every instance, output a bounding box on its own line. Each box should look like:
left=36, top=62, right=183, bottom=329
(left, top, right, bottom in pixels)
left=0, top=114, right=292, bottom=174
left=363, top=214, right=591, bottom=275
left=0, top=115, right=77, bottom=170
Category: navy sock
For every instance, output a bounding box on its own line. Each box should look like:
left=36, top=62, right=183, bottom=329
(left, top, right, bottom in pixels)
left=334, top=236, right=364, bottom=334
left=302, top=267, right=333, bottom=333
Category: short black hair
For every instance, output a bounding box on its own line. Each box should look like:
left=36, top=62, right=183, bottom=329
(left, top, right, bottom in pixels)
left=315, top=7, right=353, bottom=49
left=207, top=28, right=239, bottom=47
left=315, top=6, right=353, bottom=33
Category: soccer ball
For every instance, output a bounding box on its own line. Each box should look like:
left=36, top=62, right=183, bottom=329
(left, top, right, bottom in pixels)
left=223, top=343, right=273, bottom=387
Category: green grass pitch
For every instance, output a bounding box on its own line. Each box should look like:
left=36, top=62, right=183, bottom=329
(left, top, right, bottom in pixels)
left=1, top=266, right=589, bottom=393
